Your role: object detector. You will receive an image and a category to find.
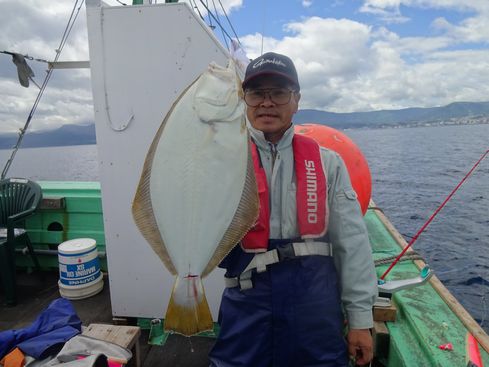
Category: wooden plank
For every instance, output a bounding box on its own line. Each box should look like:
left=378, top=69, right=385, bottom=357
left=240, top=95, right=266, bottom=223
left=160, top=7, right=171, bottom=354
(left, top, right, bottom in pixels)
left=373, top=320, right=389, bottom=335
left=83, top=323, right=141, bottom=348
left=83, top=323, right=142, bottom=367
left=373, top=303, right=397, bottom=322
left=371, top=199, right=489, bottom=354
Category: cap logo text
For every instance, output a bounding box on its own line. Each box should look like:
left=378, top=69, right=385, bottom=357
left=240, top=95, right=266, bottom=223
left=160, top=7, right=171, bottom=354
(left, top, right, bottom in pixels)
left=253, top=58, right=287, bottom=69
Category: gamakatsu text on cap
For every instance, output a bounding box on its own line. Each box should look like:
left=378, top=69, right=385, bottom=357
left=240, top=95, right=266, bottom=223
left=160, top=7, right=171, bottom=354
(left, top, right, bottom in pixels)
left=253, top=58, right=287, bottom=68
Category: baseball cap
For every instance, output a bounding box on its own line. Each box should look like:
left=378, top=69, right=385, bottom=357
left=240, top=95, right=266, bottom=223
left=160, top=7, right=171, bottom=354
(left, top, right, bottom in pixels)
left=242, top=52, right=300, bottom=90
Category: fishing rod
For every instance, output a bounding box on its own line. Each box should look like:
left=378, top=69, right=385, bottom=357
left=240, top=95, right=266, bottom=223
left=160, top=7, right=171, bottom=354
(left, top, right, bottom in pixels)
left=380, top=149, right=489, bottom=280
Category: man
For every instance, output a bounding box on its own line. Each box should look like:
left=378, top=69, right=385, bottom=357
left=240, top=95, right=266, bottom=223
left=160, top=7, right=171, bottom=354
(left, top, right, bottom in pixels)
left=209, top=52, right=377, bottom=367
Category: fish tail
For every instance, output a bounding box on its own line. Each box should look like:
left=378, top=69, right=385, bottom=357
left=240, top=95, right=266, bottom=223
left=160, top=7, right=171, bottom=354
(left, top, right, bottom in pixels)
left=164, top=275, right=213, bottom=336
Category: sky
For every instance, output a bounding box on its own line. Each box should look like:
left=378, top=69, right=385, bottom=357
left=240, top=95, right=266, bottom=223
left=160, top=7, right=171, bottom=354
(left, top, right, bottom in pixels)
left=1, top=0, right=489, bottom=133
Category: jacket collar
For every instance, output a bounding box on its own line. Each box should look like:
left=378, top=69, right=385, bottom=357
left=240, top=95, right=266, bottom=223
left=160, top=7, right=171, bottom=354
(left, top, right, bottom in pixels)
left=248, top=120, right=295, bottom=151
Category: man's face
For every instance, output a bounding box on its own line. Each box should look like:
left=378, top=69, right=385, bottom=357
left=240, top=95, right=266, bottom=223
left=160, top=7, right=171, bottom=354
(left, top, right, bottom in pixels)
left=245, top=75, right=300, bottom=143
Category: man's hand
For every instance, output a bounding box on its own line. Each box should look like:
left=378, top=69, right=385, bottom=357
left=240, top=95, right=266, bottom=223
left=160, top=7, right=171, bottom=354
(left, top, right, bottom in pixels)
left=347, top=328, right=373, bottom=366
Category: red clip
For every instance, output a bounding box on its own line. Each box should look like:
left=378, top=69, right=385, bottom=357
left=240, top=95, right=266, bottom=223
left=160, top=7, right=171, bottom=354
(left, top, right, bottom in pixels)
left=439, top=343, right=453, bottom=351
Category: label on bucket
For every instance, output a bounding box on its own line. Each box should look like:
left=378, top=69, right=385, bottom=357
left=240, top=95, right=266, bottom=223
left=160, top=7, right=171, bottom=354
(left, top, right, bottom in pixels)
left=59, top=257, right=101, bottom=286
left=58, top=238, right=101, bottom=288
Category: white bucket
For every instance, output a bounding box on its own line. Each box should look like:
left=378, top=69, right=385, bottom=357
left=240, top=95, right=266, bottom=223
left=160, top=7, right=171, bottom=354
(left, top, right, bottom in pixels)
left=58, top=238, right=104, bottom=300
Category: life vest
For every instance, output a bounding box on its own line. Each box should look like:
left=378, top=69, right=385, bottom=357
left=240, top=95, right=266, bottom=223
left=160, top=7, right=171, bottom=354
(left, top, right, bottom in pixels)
left=241, top=133, right=328, bottom=253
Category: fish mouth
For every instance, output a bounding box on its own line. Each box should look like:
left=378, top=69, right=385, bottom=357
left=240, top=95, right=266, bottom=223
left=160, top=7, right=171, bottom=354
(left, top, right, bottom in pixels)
left=184, top=274, right=199, bottom=279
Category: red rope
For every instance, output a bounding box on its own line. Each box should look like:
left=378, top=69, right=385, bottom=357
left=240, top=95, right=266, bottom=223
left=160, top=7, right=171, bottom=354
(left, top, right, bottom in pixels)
left=380, top=149, right=489, bottom=280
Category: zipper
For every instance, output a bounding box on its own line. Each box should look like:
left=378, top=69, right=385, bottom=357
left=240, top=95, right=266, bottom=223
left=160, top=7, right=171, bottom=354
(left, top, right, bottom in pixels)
left=268, top=142, right=282, bottom=237
left=269, top=142, right=278, bottom=171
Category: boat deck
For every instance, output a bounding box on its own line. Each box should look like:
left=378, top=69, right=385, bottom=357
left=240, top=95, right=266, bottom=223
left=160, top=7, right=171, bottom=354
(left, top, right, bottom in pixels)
left=0, top=271, right=215, bottom=367
left=3, top=203, right=489, bottom=366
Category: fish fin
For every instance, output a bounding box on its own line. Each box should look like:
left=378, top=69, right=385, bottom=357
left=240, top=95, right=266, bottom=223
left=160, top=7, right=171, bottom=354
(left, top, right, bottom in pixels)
left=131, top=78, right=199, bottom=275
left=164, top=276, right=213, bottom=336
left=202, top=135, right=260, bottom=277
left=132, top=112, right=177, bottom=274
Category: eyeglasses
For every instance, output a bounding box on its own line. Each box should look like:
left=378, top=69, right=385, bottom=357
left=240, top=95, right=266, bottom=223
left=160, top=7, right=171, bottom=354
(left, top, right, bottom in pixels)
left=243, top=88, right=297, bottom=107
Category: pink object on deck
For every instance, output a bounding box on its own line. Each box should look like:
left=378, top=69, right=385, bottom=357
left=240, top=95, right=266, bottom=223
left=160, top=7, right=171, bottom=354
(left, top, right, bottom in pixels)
left=77, top=355, right=123, bottom=366
left=438, top=343, right=453, bottom=351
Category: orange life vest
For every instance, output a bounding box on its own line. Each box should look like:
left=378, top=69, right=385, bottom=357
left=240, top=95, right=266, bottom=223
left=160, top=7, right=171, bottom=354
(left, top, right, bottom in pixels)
left=241, top=134, right=328, bottom=253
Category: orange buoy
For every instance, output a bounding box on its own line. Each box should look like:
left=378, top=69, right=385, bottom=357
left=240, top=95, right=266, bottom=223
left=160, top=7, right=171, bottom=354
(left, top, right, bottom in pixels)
left=294, top=123, right=372, bottom=215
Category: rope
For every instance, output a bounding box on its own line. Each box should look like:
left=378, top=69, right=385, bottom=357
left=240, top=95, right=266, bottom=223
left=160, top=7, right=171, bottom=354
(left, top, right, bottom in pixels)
left=190, top=0, right=205, bottom=22
left=367, top=206, right=384, bottom=213
left=198, top=0, right=234, bottom=48
left=1, top=0, right=85, bottom=179
left=211, top=0, right=228, bottom=49
left=98, top=7, right=134, bottom=132
left=217, top=0, right=241, bottom=46
left=374, top=250, right=424, bottom=266
left=0, top=51, right=49, bottom=64
left=205, top=0, right=214, bottom=29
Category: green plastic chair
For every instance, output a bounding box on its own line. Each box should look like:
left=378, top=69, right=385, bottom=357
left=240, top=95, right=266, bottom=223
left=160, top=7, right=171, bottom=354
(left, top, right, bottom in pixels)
left=0, top=177, right=42, bottom=306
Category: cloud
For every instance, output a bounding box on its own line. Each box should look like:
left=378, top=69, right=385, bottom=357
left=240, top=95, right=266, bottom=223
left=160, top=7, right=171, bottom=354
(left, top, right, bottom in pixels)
left=361, top=0, right=486, bottom=12
left=0, top=0, right=248, bottom=134
left=239, top=13, right=489, bottom=112
left=1, top=0, right=489, bottom=135
left=360, top=0, right=489, bottom=36
left=302, top=0, right=313, bottom=8
left=432, top=14, right=489, bottom=44
left=0, top=1, right=92, bottom=134
left=359, top=0, right=410, bottom=23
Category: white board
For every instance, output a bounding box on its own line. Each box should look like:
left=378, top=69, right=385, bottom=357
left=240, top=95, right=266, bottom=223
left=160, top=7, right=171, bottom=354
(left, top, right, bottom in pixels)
left=85, top=0, right=230, bottom=319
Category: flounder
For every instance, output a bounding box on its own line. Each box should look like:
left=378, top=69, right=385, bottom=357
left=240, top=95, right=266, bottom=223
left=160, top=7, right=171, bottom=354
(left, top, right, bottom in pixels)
left=132, top=60, right=259, bottom=336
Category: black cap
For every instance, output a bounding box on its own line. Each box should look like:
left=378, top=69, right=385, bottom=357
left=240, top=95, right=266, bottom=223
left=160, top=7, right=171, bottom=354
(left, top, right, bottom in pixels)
left=242, top=52, right=300, bottom=90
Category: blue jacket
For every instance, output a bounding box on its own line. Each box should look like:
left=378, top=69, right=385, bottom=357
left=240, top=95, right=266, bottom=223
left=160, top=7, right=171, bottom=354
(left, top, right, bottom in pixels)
left=0, top=298, right=81, bottom=359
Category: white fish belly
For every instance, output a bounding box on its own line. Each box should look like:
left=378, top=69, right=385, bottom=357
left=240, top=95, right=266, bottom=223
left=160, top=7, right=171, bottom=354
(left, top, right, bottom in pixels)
left=150, top=90, right=247, bottom=276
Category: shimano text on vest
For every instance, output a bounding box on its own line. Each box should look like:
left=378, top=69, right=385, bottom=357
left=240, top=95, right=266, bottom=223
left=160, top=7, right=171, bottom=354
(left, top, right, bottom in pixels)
left=305, top=160, right=318, bottom=223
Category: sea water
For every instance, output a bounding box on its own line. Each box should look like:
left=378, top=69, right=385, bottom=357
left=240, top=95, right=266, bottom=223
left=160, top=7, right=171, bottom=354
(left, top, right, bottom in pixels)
left=1, top=123, right=488, bottom=331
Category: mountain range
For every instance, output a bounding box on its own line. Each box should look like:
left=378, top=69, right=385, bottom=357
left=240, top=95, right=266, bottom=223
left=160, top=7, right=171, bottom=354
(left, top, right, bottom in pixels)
left=0, top=124, right=96, bottom=150
left=294, top=101, right=489, bottom=128
left=1, top=101, right=488, bottom=149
